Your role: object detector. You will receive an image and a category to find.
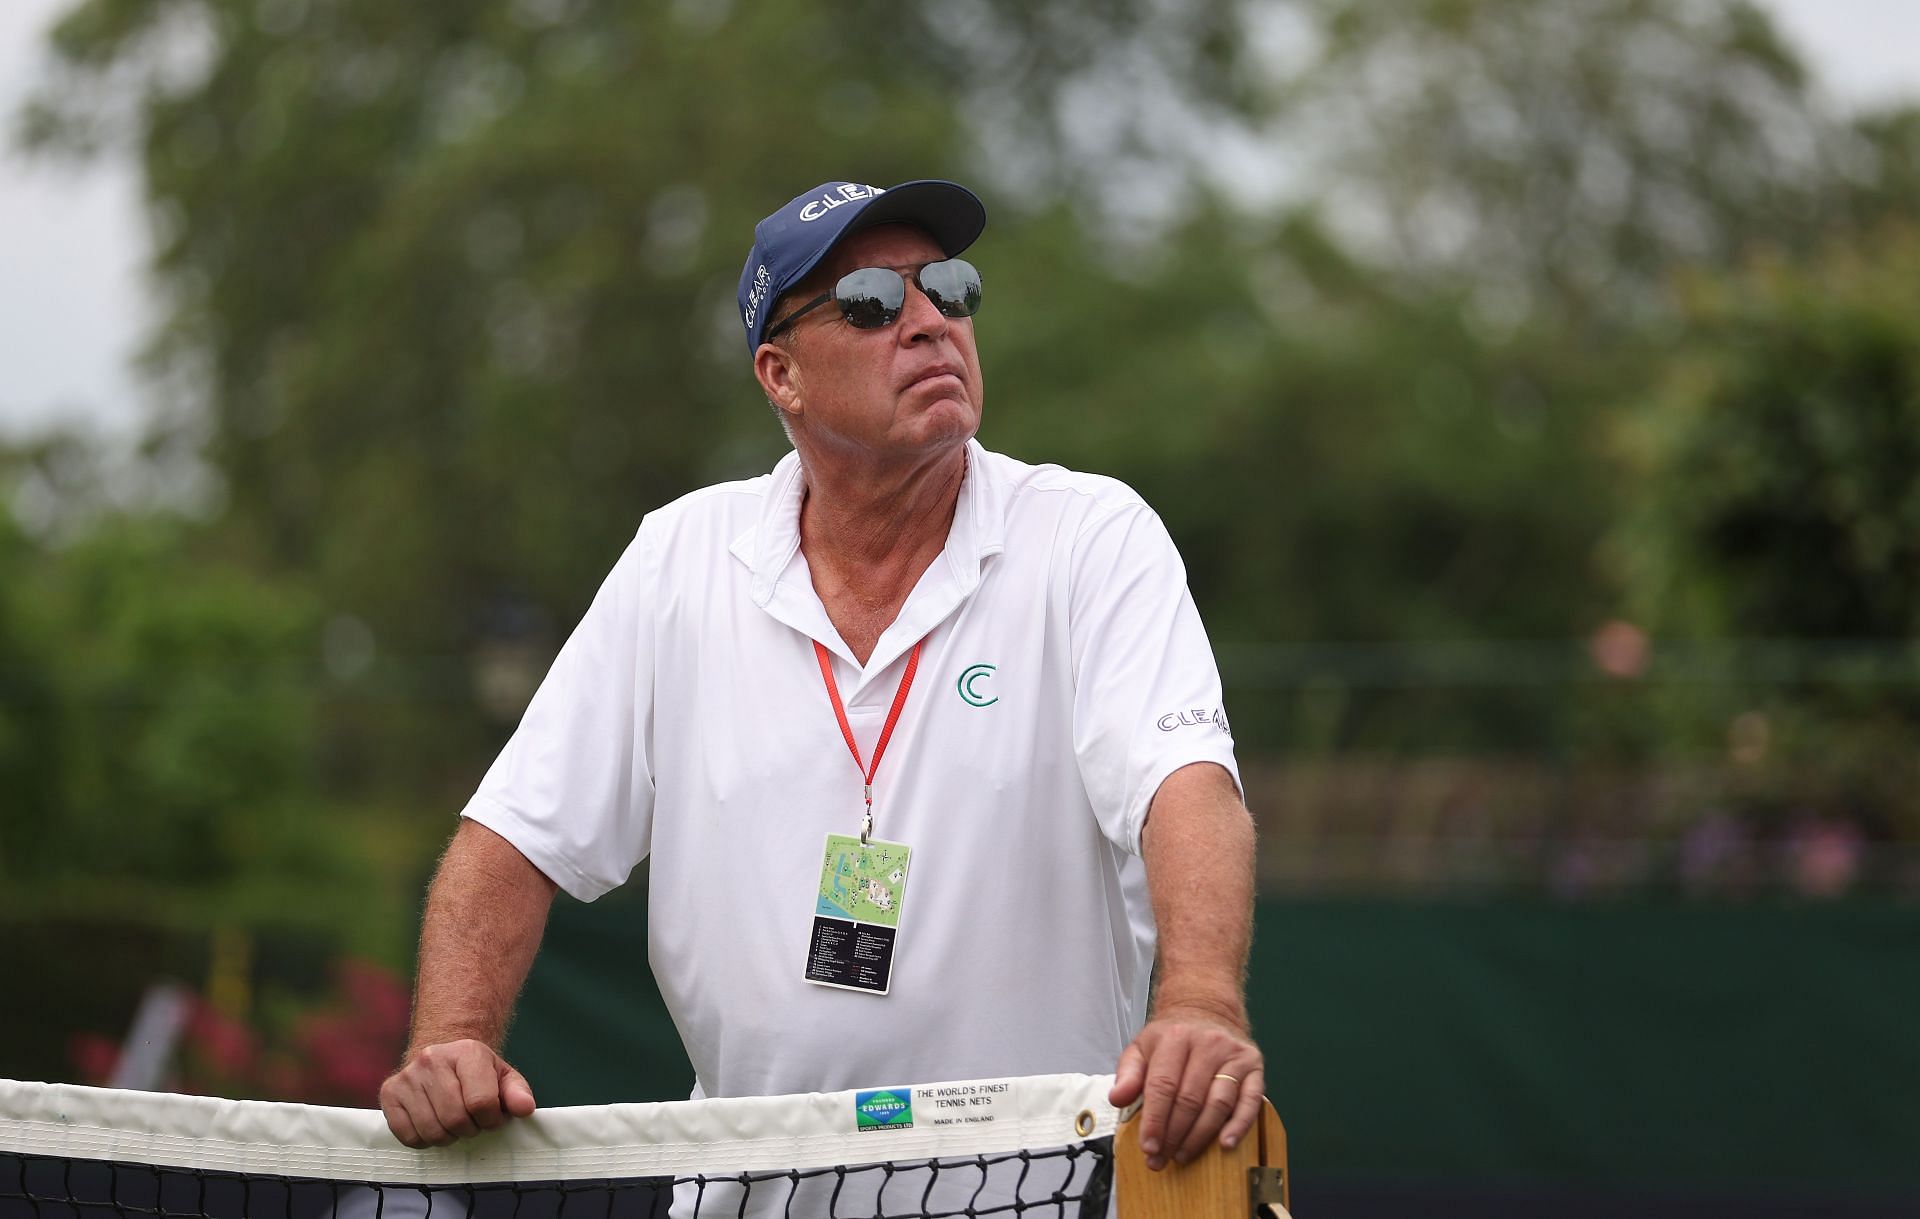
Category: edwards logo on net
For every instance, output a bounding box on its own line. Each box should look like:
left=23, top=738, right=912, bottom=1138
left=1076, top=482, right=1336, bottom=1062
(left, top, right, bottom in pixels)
left=854, top=1088, right=915, bottom=1132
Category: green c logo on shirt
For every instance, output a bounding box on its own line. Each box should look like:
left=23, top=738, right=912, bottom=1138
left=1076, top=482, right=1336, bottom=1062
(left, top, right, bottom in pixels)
left=958, top=663, right=998, bottom=707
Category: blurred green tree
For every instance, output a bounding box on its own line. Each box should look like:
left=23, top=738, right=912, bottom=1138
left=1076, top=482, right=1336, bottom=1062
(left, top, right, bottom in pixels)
left=1598, top=223, right=1920, bottom=831
left=0, top=439, right=332, bottom=900
left=1840, top=105, right=1920, bottom=235
left=1613, top=224, right=1920, bottom=641
left=0, top=497, right=63, bottom=874
left=1287, top=0, right=1841, bottom=324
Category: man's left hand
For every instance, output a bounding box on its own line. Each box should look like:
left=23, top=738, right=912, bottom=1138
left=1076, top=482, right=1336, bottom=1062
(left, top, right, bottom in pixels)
left=1108, top=1004, right=1264, bottom=1172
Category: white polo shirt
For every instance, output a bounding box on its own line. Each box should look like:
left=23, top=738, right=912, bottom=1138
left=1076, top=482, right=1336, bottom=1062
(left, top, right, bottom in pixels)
left=462, top=439, right=1239, bottom=1101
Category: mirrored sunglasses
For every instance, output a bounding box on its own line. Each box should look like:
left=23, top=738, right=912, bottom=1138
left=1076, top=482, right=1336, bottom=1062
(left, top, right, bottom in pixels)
left=764, top=258, right=982, bottom=341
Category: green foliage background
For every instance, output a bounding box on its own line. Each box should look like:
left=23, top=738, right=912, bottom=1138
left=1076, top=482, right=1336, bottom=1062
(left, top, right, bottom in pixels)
left=5, top=0, right=1920, bottom=1004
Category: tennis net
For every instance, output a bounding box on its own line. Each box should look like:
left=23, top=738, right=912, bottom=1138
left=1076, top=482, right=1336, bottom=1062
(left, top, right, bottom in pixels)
left=0, top=1074, right=1116, bottom=1218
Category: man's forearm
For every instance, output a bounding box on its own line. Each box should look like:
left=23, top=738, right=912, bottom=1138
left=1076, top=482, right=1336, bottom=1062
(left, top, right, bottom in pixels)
left=408, top=819, right=558, bottom=1053
left=1113, top=761, right=1263, bottom=1168
left=1141, top=761, right=1256, bottom=1027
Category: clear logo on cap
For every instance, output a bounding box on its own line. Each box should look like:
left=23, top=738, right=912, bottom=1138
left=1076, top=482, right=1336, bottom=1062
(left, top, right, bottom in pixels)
left=744, top=263, right=771, bottom=329
left=798, top=183, right=887, bottom=222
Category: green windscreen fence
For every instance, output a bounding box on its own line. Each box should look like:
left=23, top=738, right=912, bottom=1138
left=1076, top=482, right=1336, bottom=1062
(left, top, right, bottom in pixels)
left=508, top=890, right=1920, bottom=1207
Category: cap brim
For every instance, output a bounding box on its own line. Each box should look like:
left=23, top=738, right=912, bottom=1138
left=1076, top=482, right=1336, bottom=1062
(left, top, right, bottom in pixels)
left=839, top=179, right=987, bottom=259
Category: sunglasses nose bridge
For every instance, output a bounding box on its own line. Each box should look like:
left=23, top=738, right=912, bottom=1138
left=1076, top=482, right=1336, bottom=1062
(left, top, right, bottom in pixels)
left=893, top=270, right=950, bottom=339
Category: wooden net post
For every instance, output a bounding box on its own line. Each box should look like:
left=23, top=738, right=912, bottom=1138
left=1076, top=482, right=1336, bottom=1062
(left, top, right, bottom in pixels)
left=1114, top=1098, right=1289, bottom=1219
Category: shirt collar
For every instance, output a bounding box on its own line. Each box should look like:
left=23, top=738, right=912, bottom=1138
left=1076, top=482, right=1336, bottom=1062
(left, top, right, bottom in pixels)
left=730, top=438, right=1006, bottom=609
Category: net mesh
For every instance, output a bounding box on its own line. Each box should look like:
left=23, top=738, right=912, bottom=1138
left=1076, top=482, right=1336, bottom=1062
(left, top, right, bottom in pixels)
left=0, top=1076, right=1117, bottom=1219
left=0, top=1145, right=1113, bottom=1218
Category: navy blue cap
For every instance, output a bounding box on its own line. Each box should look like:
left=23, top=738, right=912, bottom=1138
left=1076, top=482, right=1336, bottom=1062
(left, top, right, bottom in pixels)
left=738, top=179, right=986, bottom=355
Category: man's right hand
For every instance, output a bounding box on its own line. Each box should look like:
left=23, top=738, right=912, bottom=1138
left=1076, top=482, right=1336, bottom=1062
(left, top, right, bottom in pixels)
left=379, top=1039, right=537, bottom=1148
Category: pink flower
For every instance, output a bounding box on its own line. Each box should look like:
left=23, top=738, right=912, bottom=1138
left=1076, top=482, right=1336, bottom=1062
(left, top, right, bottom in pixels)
left=185, top=999, right=260, bottom=1078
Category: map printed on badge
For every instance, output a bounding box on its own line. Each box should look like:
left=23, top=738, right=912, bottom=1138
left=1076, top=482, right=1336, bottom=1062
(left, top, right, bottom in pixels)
left=805, top=834, right=911, bottom=994
left=816, top=835, right=909, bottom=925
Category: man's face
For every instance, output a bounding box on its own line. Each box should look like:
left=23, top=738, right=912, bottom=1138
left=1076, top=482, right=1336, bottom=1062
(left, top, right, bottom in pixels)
left=760, top=223, right=984, bottom=462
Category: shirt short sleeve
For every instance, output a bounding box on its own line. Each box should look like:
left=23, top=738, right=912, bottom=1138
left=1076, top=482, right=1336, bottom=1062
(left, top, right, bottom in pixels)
left=1068, top=501, right=1241, bottom=856
left=460, top=529, right=658, bottom=901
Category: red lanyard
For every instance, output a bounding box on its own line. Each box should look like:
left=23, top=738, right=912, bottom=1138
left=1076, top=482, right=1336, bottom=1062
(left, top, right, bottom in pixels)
left=813, top=638, right=924, bottom=844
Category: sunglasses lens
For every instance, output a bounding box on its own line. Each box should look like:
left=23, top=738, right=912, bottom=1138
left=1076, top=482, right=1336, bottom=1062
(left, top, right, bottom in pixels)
left=919, top=259, right=983, bottom=319
left=834, top=268, right=906, bottom=329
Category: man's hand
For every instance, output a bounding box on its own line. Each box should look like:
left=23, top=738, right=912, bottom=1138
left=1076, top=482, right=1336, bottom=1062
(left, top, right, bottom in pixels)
left=1109, top=1004, right=1264, bottom=1171
left=379, top=1039, right=536, bottom=1148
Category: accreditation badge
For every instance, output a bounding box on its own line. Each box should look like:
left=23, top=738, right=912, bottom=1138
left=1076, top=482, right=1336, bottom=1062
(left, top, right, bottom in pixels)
left=804, top=833, right=912, bottom=995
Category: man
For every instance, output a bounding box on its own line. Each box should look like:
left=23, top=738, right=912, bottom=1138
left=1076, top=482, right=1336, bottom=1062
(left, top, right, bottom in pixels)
left=379, top=179, right=1262, bottom=1179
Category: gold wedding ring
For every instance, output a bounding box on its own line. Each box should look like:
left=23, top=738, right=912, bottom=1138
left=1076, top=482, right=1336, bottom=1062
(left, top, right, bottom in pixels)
left=1213, top=1073, right=1239, bottom=1084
